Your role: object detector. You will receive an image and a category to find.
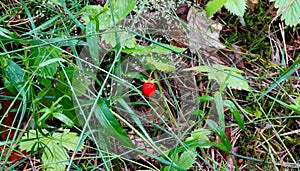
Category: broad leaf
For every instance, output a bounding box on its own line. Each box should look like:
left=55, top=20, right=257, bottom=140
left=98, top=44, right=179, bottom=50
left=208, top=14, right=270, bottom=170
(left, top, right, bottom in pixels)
left=206, top=0, right=227, bottom=17
left=19, top=129, right=84, bottom=171
left=81, top=0, right=136, bottom=29
left=184, top=65, right=250, bottom=91
left=3, top=60, right=26, bottom=97
left=30, top=46, right=61, bottom=86
left=114, top=0, right=136, bottom=20
left=145, top=54, right=175, bottom=72
left=52, top=129, right=84, bottom=151
left=196, top=94, right=214, bottom=102
left=224, top=0, right=247, bottom=17
left=102, top=30, right=136, bottom=48
left=273, top=0, right=300, bottom=27
left=19, top=129, right=83, bottom=152
left=185, top=128, right=211, bottom=148
left=177, top=150, right=196, bottom=170
left=94, top=99, right=135, bottom=148
left=42, top=140, right=69, bottom=171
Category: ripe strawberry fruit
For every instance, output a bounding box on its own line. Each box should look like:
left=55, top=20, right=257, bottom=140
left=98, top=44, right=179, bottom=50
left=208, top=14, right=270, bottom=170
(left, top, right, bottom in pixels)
left=142, top=81, right=156, bottom=97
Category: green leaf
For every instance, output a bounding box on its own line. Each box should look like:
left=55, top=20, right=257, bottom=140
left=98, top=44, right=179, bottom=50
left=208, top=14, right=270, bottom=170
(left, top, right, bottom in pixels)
left=42, top=140, right=69, bottom=171
left=224, top=100, right=245, bottom=130
left=145, top=54, right=175, bottom=72
left=81, top=0, right=135, bottom=29
left=102, top=30, right=136, bottom=48
left=206, top=119, right=231, bottom=151
left=291, top=96, right=300, bottom=109
left=0, top=27, right=13, bottom=39
left=95, top=99, right=135, bottom=148
left=53, top=112, right=74, bottom=127
left=19, top=130, right=47, bottom=151
left=196, top=94, right=213, bottom=102
left=80, top=5, right=110, bottom=29
left=214, top=91, right=225, bottom=129
left=273, top=0, right=300, bottom=27
left=122, top=44, right=186, bottom=55
left=3, top=60, right=26, bottom=97
left=86, top=19, right=100, bottom=66
left=126, top=71, right=148, bottom=80
left=184, top=65, right=250, bottom=91
left=19, top=129, right=83, bottom=171
left=224, top=0, right=247, bottom=17
left=185, top=128, right=211, bottom=148
left=206, top=0, right=227, bottom=17
left=30, top=46, right=61, bottom=86
left=177, top=150, right=196, bottom=169
left=114, top=0, right=136, bottom=20
left=52, top=129, right=84, bottom=151
left=38, top=58, right=66, bottom=68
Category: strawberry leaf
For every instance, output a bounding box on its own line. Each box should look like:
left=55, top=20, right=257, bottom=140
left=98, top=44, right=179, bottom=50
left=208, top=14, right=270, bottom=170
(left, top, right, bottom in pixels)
left=224, top=0, right=247, bottom=17
left=42, top=140, right=69, bottom=171
left=206, top=0, right=227, bottom=17
left=272, top=0, right=300, bottom=27
left=19, top=129, right=84, bottom=171
left=102, top=30, right=136, bottom=48
left=184, top=65, right=250, bottom=91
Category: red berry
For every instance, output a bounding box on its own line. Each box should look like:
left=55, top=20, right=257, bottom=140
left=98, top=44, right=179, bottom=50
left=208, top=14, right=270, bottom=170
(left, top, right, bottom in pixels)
left=142, top=81, right=156, bottom=97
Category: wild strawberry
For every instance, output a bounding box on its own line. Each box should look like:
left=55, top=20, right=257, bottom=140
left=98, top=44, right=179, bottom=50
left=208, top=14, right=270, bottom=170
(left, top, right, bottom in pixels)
left=142, top=81, right=156, bottom=97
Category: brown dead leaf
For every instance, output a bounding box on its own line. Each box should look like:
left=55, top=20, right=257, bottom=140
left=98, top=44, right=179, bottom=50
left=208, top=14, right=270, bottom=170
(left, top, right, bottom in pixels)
left=247, top=0, right=258, bottom=13
left=0, top=145, right=29, bottom=162
left=187, top=7, right=225, bottom=52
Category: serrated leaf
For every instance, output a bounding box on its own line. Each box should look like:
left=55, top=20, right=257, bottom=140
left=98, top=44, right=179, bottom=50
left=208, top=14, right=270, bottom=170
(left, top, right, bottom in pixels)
left=52, top=129, right=84, bottom=151
left=80, top=5, right=111, bottom=29
left=81, top=0, right=135, bottom=29
left=102, top=30, right=136, bottom=48
left=3, top=60, right=26, bottom=97
left=221, top=71, right=249, bottom=90
left=185, top=65, right=250, bottom=91
left=19, top=129, right=83, bottom=171
left=19, top=129, right=83, bottom=152
left=30, top=46, right=61, bottom=86
left=206, top=0, right=227, bottom=17
left=19, top=130, right=47, bottom=151
left=185, top=128, right=211, bottom=148
left=42, top=140, right=68, bottom=171
left=274, top=0, right=300, bottom=27
left=177, top=150, right=196, bottom=169
left=224, top=0, right=247, bottom=17
left=146, top=55, right=175, bottom=72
